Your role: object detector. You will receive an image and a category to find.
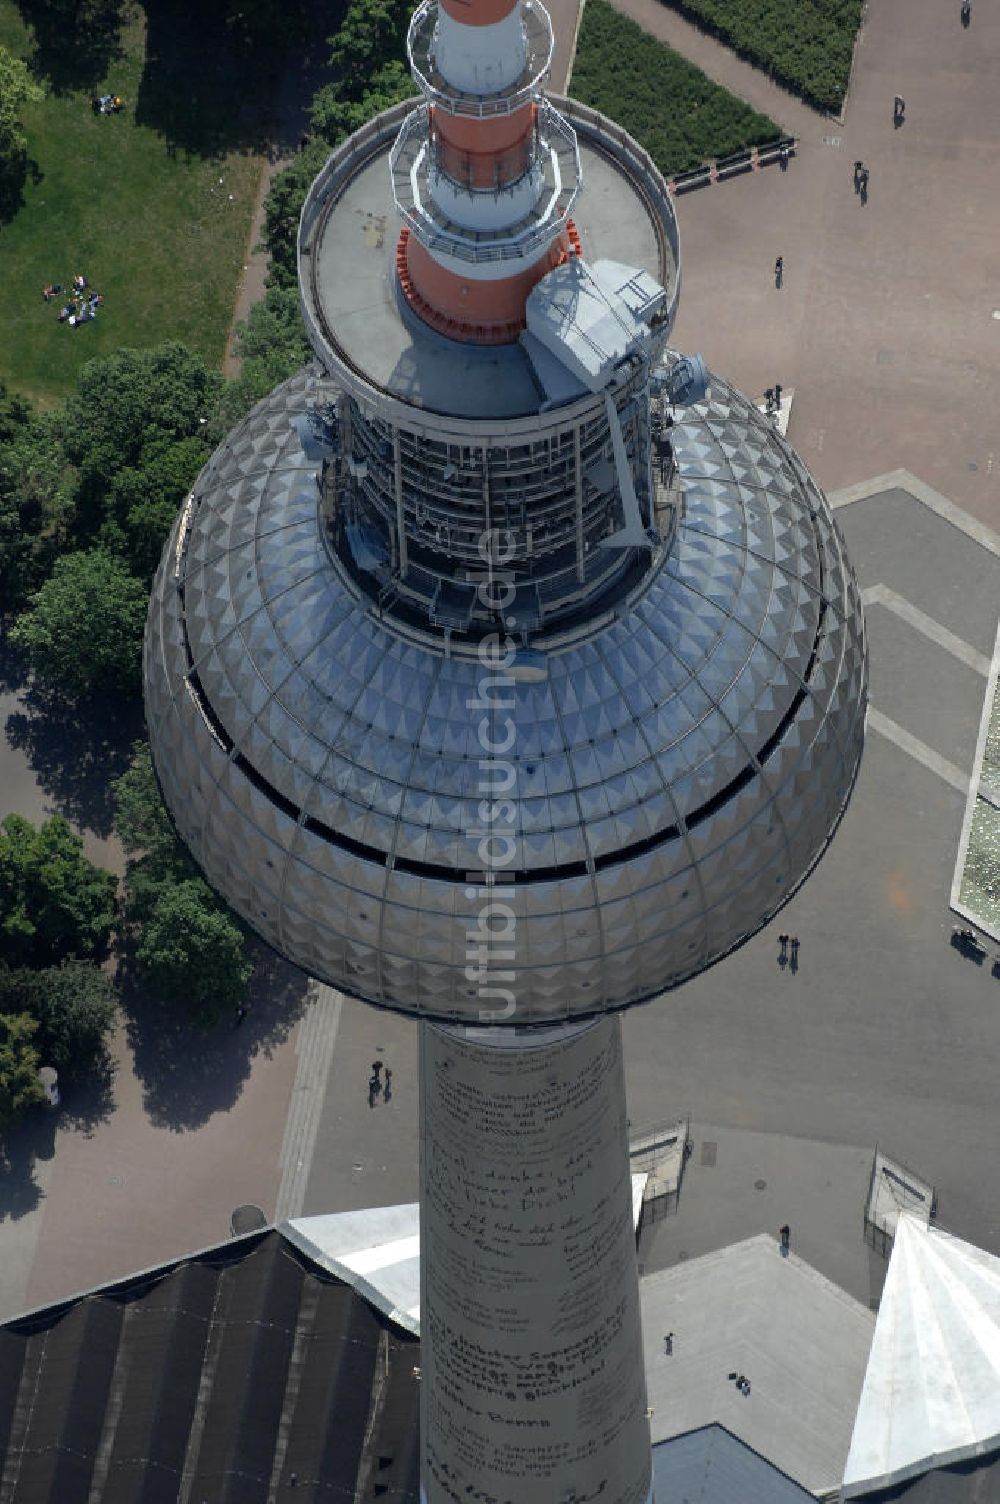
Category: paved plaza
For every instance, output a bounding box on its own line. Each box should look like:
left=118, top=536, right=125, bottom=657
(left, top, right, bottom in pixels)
left=2, top=0, right=1000, bottom=1327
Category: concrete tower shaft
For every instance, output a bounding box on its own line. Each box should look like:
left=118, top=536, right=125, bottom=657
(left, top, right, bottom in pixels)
left=395, top=0, right=581, bottom=342
left=420, top=1019, right=653, bottom=1504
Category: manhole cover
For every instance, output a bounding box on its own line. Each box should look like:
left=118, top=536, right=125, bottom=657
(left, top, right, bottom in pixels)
left=754, top=1178, right=767, bottom=1191
left=700, top=1141, right=717, bottom=1167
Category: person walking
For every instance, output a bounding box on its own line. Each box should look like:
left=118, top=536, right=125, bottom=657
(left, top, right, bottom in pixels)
left=774, top=255, right=784, bottom=288
left=664, top=1333, right=674, bottom=1355
left=893, top=95, right=905, bottom=127
left=853, top=159, right=864, bottom=192
left=779, top=1223, right=791, bottom=1255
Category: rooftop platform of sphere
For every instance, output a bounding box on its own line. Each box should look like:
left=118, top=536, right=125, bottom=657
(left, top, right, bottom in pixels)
left=298, top=96, right=680, bottom=425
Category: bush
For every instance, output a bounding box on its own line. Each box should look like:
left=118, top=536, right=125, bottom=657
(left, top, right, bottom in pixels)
left=659, top=0, right=862, bottom=113
left=571, top=0, right=781, bottom=178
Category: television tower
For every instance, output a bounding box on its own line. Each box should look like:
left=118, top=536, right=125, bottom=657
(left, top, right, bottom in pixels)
left=145, top=1, right=867, bottom=1498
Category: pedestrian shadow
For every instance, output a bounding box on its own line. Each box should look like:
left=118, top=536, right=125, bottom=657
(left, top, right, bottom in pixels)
left=3, top=683, right=144, bottom=841
left=121, top=943, right=311, bottom=1132
left=0, top=1107, right=56, bottom=1223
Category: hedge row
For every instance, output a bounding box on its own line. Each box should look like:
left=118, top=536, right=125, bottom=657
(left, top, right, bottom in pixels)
left=572, top=0, right=781, bottom=178
left=658, top=0, right=863, bottom=113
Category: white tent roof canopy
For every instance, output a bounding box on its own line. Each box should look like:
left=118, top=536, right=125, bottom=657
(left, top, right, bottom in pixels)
left=841, top=1213, right=1000, bottom=1499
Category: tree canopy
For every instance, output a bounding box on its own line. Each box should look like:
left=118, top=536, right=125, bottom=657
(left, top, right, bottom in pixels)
left=135, top=879, right=253, bottom=1021
left=0, top=960, right=117, bottom=1077
left=113, top=744, right=255, bottom=1021
left=9, top=547, right=149, bottom=697
left=0, top=814, right=117, bottom=967
left=0, top=1011, right=43, bottom=1129
left=0, top=48, right=43, bottom=205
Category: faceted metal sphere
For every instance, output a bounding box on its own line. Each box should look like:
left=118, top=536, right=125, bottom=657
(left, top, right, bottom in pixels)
left=144, top=363, right=866, bottom=1026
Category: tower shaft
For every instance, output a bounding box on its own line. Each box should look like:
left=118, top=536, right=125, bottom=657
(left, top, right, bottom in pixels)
left=419, top=1018, right=653, bottom=1503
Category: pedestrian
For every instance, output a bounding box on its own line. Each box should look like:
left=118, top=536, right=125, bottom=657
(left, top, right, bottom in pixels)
left=774, top=255, right=783, bottom=288
left=764, top=387, right=774, bottom=414
left=778, top=933, right=789, bottom=964
left=893, top=95, right=905, bottom=127
left=961, top=0, right=970, bottom=27
left=779, top=1223, right=790, bottom=1255
left=371, top=1059, right=383, bottom=1081
left=853, top=159, right=864, bottom=191
left=234, top=1004, right=247, bottom=1026
left=774, top=382, right=783, bottom=409
left=664, top=1332, right=674, bottom=1355
left=368, top=1072, right=380, bottom=1107
left=779, top=143, right=789, bottom=171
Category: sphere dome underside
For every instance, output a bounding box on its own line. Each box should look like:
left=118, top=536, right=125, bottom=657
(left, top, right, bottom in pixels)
left=144, top=364, right=866, bottom=1025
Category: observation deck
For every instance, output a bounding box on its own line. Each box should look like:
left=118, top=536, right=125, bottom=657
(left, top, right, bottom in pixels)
left=298, top=96, right=680, bottom=437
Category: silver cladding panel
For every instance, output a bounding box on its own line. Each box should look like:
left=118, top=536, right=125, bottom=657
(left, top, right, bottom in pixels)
left=145, top=364, right=867, bottom=1025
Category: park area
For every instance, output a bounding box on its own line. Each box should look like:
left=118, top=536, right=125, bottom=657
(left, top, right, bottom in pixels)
left=656, top=0, right=863, bottom=112
left=571, top=0, right=781, bottom=178
left=0, top=0, right=274, bottom=405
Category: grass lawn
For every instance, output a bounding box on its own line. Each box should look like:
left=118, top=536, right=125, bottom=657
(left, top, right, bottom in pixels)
left=572, top=0, right=781, bottom=179
left=658, top=0, right=863, bottom=113
left=0, top=2, right=270, bottom=405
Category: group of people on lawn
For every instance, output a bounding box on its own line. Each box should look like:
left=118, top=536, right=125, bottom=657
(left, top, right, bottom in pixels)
left=42, top=274, right=104, bottom=327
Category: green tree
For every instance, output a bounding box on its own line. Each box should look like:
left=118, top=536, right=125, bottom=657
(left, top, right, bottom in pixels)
left=135, top=879, right=253, bottom=1021
left=0, top=961, right=117, bottom=1076
left=0, top=410, right=80, bottom=612
left=60, top=343, right=218, bottom=543
left=9, top=547, right=148, bottom=697
left=0, top=1012, right=43, bottom=1128
left=0, top=814, right=118, bottom=967
left=0, top=48, right=43, bottom=186
left=209, top=286, right=312, bottom=437
left=112, top=742, right=177, bottom=862
left=113, top=744, right=254, bottom=1022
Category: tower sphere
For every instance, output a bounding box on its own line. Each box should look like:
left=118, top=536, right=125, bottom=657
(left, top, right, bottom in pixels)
left=144, top=8, right=866, bottom=1028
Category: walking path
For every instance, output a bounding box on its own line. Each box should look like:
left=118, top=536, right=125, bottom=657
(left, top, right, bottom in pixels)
left=223, top=1, right=333, bottom=375
left=274, top=984, right=344, bottom=1221
left=607, top=0, right=826, bottom=138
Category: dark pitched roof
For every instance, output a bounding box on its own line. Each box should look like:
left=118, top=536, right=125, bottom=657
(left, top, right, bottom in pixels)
left=652, top=1423, right=819, bottom=1503
left=0, top=1230, right=420, bottom=1502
